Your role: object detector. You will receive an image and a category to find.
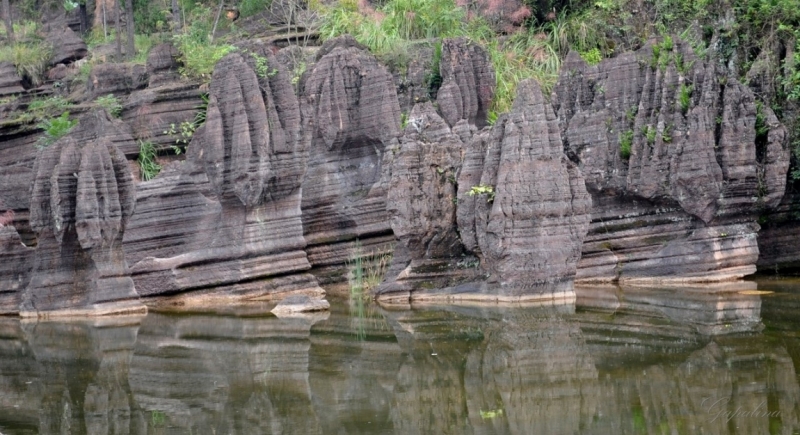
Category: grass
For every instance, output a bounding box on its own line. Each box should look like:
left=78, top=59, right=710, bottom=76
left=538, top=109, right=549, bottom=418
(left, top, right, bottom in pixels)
left=347, top=240, right=392, bottom=300
left=36, top=112, right=78, bottom=149
left=137, top=140, right=161, bottom=181
left=0, top=40, right=52, bottom=87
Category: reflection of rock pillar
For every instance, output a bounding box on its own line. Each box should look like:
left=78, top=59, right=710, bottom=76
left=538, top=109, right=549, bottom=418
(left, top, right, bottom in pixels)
left=129, top=313, right=324, bottom=433
left=22, top=318, right=142, bottom=434
left=22, top=110, right=145, bottom=318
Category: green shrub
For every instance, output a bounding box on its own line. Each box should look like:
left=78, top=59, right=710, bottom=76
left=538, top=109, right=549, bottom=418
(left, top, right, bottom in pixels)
left=678, top=84, right=692, bottom=114
left=174, top=32, right=237, bottom=80
left=95, top=94, right=123, bottom=118
left=579, top=48, right=602, bottom=66
left=137, top=140, right=161, bottom=181
left=468, top=184, right=495, bottom=202
left=240, top=0, right=272, bottom=18
left=619, top=130, right=633, bottom=159
left=645, top=125, right=657, bottom=145
left=36, top=112, right=77, bottom=149
left=28, top=96, right=73, bottom=119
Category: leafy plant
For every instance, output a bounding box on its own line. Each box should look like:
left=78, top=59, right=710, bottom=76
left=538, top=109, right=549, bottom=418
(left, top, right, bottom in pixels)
left=95, top=94, right=123, bottom=118
left=468, top=184, right=495, bottom=202
left=36, top=112, right=77, bottom=149
left=137, top=140, right=162, bottom=181
left=580, top=48, right=602, bottom=65
left=28, top=96, right=73, bottom=119
left=645, top=125, right=657, bottom=145
left=662, top=124, right=673, bottom=143
left=173, top=13, right=237, bottom=80
left=619, top=129, right=633, bottom=159
left=679, top=84, right=693, bottom=114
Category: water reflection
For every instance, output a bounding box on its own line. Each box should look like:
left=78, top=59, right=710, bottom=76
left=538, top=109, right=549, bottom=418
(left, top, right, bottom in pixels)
left=2, top=283, right=800, bottom=434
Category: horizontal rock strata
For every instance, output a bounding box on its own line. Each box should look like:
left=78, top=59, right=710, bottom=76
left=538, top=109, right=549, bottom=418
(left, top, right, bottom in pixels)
left=22, top=110, right=146, bottom=317
left=300, top=36, right=402, bottom=283
left=125, top=48, right=325, bottom=303
left=552, top=38, right=789, bottom=283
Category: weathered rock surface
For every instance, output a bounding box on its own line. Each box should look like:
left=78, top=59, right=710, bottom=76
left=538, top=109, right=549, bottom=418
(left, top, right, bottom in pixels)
left=300, top=36, right=402, bottom=282
left=0, top=61, right=24, bottom=95
left=145, top=42, right=183, bottom=88
left=0, top=225, right=33, bottom=314
left=271, top=294, right=330, bottom=316
left=46, top=26, right=88, bottom=66
left=377, top=80, right=590, bottom=303
left=756, top=190, right=800, bottom=273
left=22, top=110, right=146, bottom=317
left=552, top=39, right=789, bottom=283
left=457, top=79, right=591, bottom=299
left=436, top=37, right=495, bottom=129
left=122, top=82, right=205, bottom=153
left=87, top=63, right=148, bottom=99
left=125, top=48, right=324, bottom=302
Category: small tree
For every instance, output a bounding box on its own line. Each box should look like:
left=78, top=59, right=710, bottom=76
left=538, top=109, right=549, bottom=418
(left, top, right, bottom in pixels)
left=2, top=0, right=13, bottom=42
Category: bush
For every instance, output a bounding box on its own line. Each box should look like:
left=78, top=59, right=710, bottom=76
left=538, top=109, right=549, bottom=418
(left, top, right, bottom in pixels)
left=95, top=94, right=123, bottom=118
left=36, top=112, right=77, bottom=149
left=619, top=130, right=633, bottom=159
left=173, top=22, right=237, bottom=80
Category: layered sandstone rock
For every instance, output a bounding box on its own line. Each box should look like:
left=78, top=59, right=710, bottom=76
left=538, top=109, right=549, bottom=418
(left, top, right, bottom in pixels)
left=552, top=38, right=789, bottom=283
left=125, top=48, right=324, bottom=304
left=300, top=36, right=402, bottom=282
left=436, top=37, right=495, bottom=129
left=87, top=63, right=148, bottom=99
left=22, top=110, right=146, bottom=317
left=0, top=225, right=32, bottom=313
left=0, top=61, right=24, bottom=95
left=45, top=26, right=88, bottom=66
left=377, top=79, right=590, bottom=303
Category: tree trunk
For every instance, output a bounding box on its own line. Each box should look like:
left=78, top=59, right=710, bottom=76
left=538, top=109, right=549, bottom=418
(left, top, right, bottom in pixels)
left=79, top=1, right=88, bottom=35
left=171, top=0, right=180, bottom=34
left=114, top=0, right=122, bottom=61
left=125, top=0, right=134, bottom=59
left=2, top=0, right=13, bottom=43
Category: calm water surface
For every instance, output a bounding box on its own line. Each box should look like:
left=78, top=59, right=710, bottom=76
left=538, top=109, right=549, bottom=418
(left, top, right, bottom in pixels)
left=2, top=279, right=800, bottom=434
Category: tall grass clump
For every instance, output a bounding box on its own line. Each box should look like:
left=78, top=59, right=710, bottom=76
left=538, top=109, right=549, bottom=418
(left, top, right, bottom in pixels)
left=137, top=140, right=161, bottom=181
left=346, top=240, right=392, bottom=301
left=0, top=40, right=52, bottom=87
left=95, top=94, right=123, bottom=118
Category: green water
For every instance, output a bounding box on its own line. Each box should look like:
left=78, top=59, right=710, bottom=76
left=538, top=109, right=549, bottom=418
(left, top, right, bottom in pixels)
left=2, top=279, right=800, bottom=434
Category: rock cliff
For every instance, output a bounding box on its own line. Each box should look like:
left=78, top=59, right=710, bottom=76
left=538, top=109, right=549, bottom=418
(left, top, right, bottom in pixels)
left=299, top=36, right=401, bottom=283
left=22, top=110, right=146, bottom=317
left=552, top=38, right=789, bottom=283
left=125, top=47, right=325, bottom=304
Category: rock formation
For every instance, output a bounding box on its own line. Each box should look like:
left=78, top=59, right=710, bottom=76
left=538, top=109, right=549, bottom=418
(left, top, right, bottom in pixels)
left=300, top=36, right=402, bottom=282
left=436, top=37, right=495, bottom=129
left=87, top=63, right=148, bottom=99
left=552, top=38, right=789, bottom=283
left=0, top=223, right=32, bottom=314
left=22, top=110, right=146, bottom=317
left=0, top=61, right=24, bottom=95
left=45, top=26, right=88, bottom=66
left=377, top=79, right=591, bottom=303
left=125, top=47, right=325, bottom=304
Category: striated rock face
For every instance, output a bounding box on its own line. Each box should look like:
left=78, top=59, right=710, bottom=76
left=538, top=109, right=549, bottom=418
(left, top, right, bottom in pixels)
left=377, top=80, right=590, bottom=303
left=0, top=225, right=32, bottom=313
left=457, top=79, right=591, bottom=298
left=46, top=26, right=88, bottom=66
left=88, top=63, right=148, bottom=98
left=125, top=48, right=324, bottom=303
left=0, top=61, right=24, bottom=95
left=145, top=42, right=181, bottom=88
left=22, top=110, right=145, bottom=317
left=436, top=37, right=495, bottom=129
left=300, top=36, right=402, bottom=282
left=552, top=39, right=789, bottom=283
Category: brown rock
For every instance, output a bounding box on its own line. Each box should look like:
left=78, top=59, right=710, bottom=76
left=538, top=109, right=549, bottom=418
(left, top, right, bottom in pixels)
left=0, top=61, right=24, bottom=95
left=300, top=35, right=402, bottom=282
left=0, top=224, right=33, bottom=314
left=125, top=48, right=323, bottom=302
left=88, top=63, right=148, bottom=98
left=459, top=79, right=591, bottom=296
left=21, top=110, right=146, bottom=317
left=46, top=26, right=88, bottom=65
left=552, top=39, right=789, bottom=282
left=436, top=37, right=495, bottom=129
left=145, top=42, right=181, bottom=88
left=47, top=63, right=70, bottom=81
